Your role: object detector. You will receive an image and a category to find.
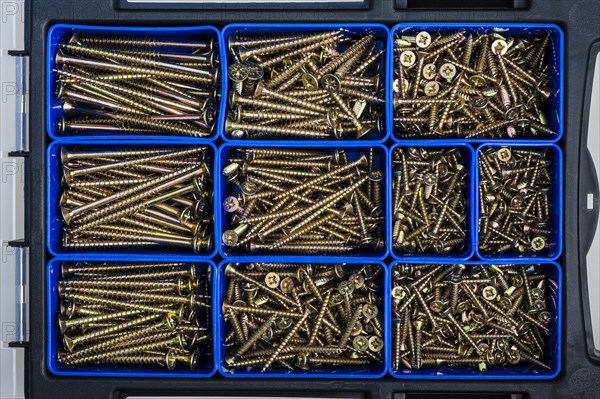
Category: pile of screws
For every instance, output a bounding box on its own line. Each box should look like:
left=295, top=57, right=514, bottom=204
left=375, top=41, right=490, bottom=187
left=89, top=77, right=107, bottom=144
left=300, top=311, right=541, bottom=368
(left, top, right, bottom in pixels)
left=57, top=262, right=211, bottom=370
left=391, top=263, right=556, bottom=372
left=225, top=30, right=385, bottom=139
left=393, top=29, right=557, bottom=139
left=221, top=148, right=385, bottom=254
left=53, top=32, right=220, bottom=137
left=59, top=146, right=213, bottom=253
left=222, top=263, right=384, bottom=373
left=392, top=147, right=469, bottom=255
left=479, top=146, right=553, bottom=255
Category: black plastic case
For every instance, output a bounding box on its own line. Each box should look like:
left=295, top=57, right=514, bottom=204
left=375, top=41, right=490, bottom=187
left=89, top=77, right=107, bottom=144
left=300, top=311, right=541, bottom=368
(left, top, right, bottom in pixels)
left=16, top=0, right=600, bottom=397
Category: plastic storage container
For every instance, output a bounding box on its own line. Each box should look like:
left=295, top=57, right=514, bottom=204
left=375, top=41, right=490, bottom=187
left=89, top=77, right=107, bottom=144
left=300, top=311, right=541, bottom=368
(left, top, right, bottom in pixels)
left=46, top=257, right=218, bottom=378
left=4, top=0, right=598, bottom=396
left=219, top=23, right=391, bottom=143
left=215, top=259, right=389, bottom=378
left=475, top=143, right=563, bottom=261
left=46, top=24, right=222, bottom=142
left=217, top=142, right=389, bottom=260
left=388, top=260, right=562, bottom=380
left=388, top=141, right=477, bottom=261
left=389, top=23, right=564, bottom=143
left=45, top=140, right=219, bottom=258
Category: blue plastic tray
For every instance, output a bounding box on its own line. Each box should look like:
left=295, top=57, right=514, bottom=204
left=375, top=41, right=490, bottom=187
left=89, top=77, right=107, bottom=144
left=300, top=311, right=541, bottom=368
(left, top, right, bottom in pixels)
left=389, top=23, right=564, bottom=143
left=46, top=256, right=218, bottom=378
left=215, top=259, right=389, bottom=378
left=219, top=23, right=391, bottom=143
left=475, top=143, right=563, bottom=261
left=46, top=140, right=218, bottom=258
left=388, top=142, right=477, bottom=261
left=387, top=260, right=562, bottom=380
left=216, top=142, right=389, bottom=260
left=46, top=24, right=222, bottom=142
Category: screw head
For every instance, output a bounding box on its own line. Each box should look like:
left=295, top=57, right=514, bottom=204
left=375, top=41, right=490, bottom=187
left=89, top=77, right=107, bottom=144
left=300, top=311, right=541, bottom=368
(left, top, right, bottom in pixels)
left=338, top=280, right=355, bottom=295
left=228, top=63, right=248, bottom=82
left=423, top=63, right=437, bottom=80
left=416, top=31, right=432, bottom=48
left=482, top=285, right=498, bottom=301
left=223, top=196, right=240, bottom=213
left=531, top=236, right=546, bottom=251
left=301, top=73, right=319, bottom=91
left=491, top=39, right=508, bottom=55
left=497, top=148, right=512, bottom=163
left=362, top=303, right=379, bottom=319
left=321, top=74, right=341, bottom=93
left=264, top=272, right=280, bottom=289
left=391, top=286, right=406, bottom=300
left=222, top=230, right=239, bottom=246
left=439, top=63, right=457, bottom=80
left=353, top=335, right=369, bottom=352
left=400, top=50, right=417, bottom=67
left=424, top=81, right=440, bottom=97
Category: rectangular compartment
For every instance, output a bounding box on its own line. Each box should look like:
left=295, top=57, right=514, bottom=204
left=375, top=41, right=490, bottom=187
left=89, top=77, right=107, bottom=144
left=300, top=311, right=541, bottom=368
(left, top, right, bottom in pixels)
left=215, top=259, right=389, bottom=378
left=46, top=24, right=222, bottom=141
left=219, top=23, right=391, bottom=143
left=389, top=23, right=564, bottom=143
left=217, top=142, right=389, bottom=260
left=46, top=140, right=218, bottom=258
left=388, top=260, right=562, bottom=380
left=46, top=257, right=218, bottom=378
left=388, top=142, right=476, bottom=261
left=475, top=143, right=563, bottom=261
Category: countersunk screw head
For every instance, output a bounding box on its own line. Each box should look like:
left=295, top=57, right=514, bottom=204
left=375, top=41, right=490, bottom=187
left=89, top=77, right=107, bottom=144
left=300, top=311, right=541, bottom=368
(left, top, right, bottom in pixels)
left=531, top=236, right=546, bottom=251
left=400, top=50, right=417, bottom=67
left=482, top=285, right=498, bottom=301
left=223, top=196, right=240, bottom=213
left=228, top=63, right=248, bottom=82
left=264, top=272, right=280, bottom=289
left=338, top=280, right=355, bottom=295
left=424, top=81, right=440, bottom=97
left=422, top=63, right=437, bottom=80
left=321, top=74, right=341, bottom=93
left=439, top=63, right=457, bottom=80
left=391, top=286, right=406, bottom=300
left=362, top=303, right=379, bottom=319
left=353, top=335, right=369, bottom=352
left=416, top=31, right=432, bottom=48
left=538, top=311, right=552, bottom=324
left=301, top=73, right=319, bottom=91
left=491, top=39, right=508, bottom=55
left=496, top=147, right=512, bottom=163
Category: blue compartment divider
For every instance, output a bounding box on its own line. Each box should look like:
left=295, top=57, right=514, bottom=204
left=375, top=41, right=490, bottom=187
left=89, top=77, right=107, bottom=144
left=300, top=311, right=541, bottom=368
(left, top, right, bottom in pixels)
left=474, top=143, right=563, bottom=261
left=388, top=141, right=477, bottom=261
left=215, top=259, right=389, bottom=378
left=219, top=23, right=391, bottom=143
left=389, top=23, right=564, bottom=144
left=46, top=256, right=218, bottom=378
left=216, top=142, right=389, bottom=260
left=387, top=259, right=562, bottom=380
left=46, top=140, right=219, bottom=258
left=46, top=24, right=222, bottom=142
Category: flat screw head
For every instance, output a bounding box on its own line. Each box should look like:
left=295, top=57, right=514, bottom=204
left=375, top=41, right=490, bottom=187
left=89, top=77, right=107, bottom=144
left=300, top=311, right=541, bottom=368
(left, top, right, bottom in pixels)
left=228, top=63, right=249, bottom=82
left=391, top=286, right=406, bottom=300
left=362, top=303, right=379, bottom=319
left=491, top=39, right=508, bottom=55
left=497, top=148, right=512, bottom=163
left=400, top=50, right=417, bottom=67
left=264, top=272, right=280, bottom=289
left=422, top=63, right=437, bottom=80
left=222, top=230, right=239, bottom=246
left=353, top=335, right=369, bottom=352
left=321, top=74, right=341, bottom=93
left=338, top=280, right=355, bottom=295
left=223, top=196, right=240, bottom=213
left=416, top=31, right=432, bottom=48
left=424, top=81, right=440, bottom=97
left=531, top=236, right=546, bottom=251
left=482, top=285, right=498, bottom=301
left=439, top=63, right=457, bottom=80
